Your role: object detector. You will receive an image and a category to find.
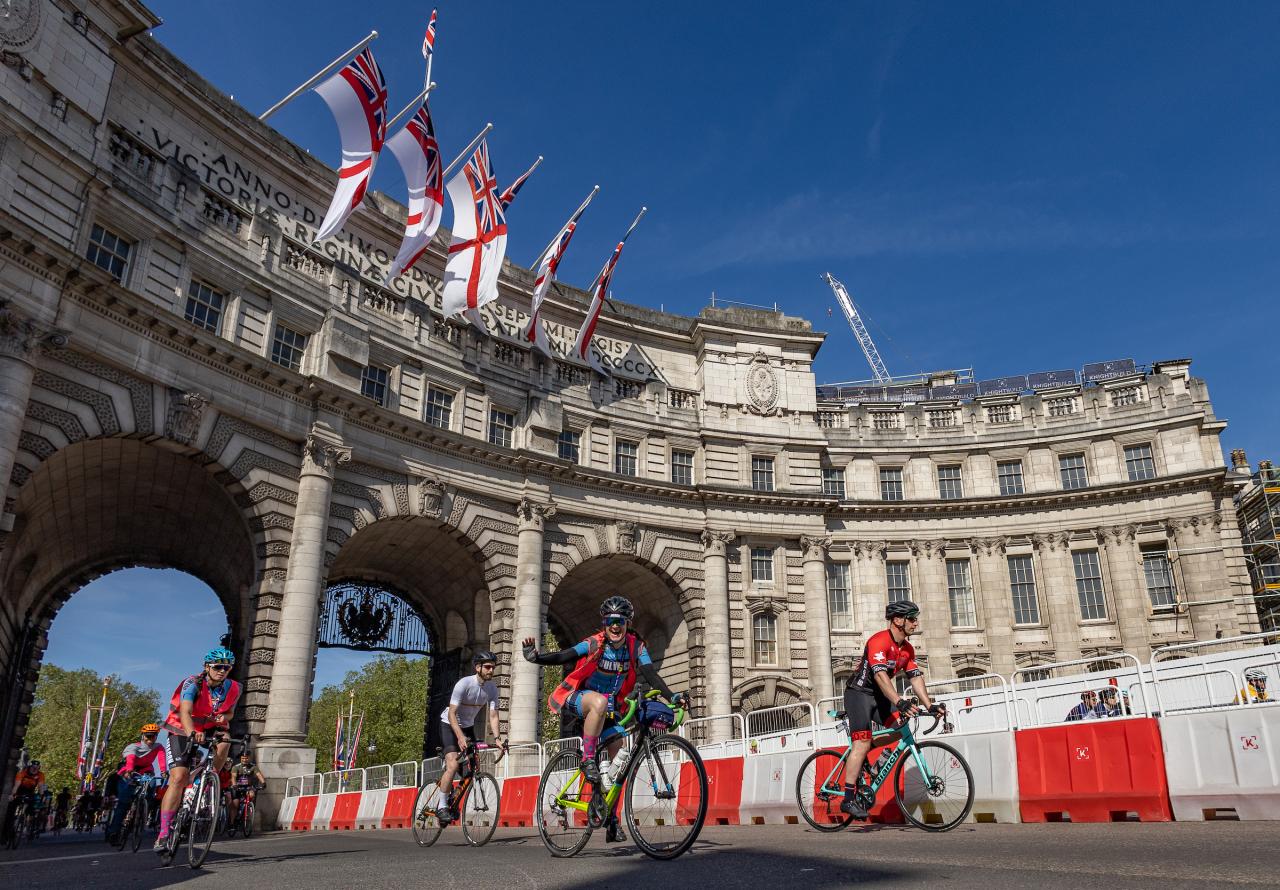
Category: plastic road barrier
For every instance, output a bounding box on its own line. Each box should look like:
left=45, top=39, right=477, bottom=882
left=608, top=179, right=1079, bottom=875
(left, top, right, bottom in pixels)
left=679, top=755, right=742, bottom=825
left=276, top=794, right=299, bottom=830
left=739, top=750, right=810, bottom=825
left=289, top=795, right=318, bottom=831
left=329, top=791, right=361, bottom=830
left=498, top=775, right=538, bottom=827
left=1160, top=706, right=1280, bottom=821
left=356, top=789, right=387, bottom=828
left=935, top=729, right=1020, bottom=823
left=381, top=787, right=418, bottom=829
left=311, top=792, right=337, bottom=830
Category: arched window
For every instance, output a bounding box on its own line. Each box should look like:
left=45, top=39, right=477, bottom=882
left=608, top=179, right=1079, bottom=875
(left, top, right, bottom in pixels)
left=752, top=613, right=777, bottom=666
left=956, top=668, right=986, bottom=692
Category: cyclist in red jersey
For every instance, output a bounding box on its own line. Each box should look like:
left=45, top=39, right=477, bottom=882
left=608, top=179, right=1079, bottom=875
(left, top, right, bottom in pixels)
left=841, top=599, right=936, bottom=818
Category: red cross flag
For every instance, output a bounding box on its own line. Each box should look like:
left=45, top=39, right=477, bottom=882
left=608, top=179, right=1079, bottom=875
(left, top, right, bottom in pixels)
left=313, top=48, right=388, bottom=242
left=383, top=102, right=444, bottom=283
left=441, top=139, right=507, bottom=319
left=572, top=207, right=646, bottom=376
left=522, top=186, right=598, bottom=356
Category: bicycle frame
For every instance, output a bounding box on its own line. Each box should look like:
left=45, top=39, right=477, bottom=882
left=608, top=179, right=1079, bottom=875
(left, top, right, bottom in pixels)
left=444, top=743, right=505, bottom=813
left=816, top=719, right=935, bottom=799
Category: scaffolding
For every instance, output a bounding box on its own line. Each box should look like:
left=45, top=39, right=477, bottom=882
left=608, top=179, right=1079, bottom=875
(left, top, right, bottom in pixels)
left=1237, top=459, right=1280, bottom=630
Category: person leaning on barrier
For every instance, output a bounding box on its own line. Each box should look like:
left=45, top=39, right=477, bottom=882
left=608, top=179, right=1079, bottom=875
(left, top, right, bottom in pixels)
left=1098, top=687, right=1128, bottom=718
left=1065, top=690, right=1100, bottom=721
left=1234, top=668, right=1272, bottom=705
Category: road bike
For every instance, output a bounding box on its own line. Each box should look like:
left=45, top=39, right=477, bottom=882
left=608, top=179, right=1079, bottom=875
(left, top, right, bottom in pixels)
left=116, top=774, right=160, bottom=852
left=157, top=734, right=246, bottom=869
left=225, top=784, right=258, bottom=838
left=4, top=798, right=33, bottom=849
left=412, top=741, right=506, bottom=847
left=796, top=702, right=974, bottom=832
left=535, top=690, right=707, bottom=861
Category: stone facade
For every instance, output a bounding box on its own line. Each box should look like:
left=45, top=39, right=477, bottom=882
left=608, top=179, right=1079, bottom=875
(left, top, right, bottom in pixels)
left=0, top=1, right=1260, bottom=803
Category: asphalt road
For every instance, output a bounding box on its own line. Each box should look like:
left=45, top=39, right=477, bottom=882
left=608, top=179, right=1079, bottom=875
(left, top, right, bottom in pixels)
left=0, top=822, right=1272, bottom=889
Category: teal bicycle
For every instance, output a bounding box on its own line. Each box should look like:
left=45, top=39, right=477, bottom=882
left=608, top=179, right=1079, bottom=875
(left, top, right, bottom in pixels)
left=796, top=703, right=974, bottom=832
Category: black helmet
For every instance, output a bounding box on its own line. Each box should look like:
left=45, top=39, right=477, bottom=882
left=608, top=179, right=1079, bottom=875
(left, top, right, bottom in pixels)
left=885, top=600, right=921, bottom=621
left=600, top=595, right=634, bottom=621
left=472, top=649, right=497, bottom=666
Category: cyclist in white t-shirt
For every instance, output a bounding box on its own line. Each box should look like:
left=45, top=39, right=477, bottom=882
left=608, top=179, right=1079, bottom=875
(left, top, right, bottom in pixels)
left=430, top=650, right=504, bottom=822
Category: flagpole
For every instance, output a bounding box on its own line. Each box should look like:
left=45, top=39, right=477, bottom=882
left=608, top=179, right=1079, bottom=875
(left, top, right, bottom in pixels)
left=385, top=82, right=438, bottom=134
left=533, top=185, right=600, bottom=266
left=585, top=206, right=647, bottom=297
left=259, top=30, right=379, bottom=122
left=442, top=123, right=494, bottom=180
left=514, top=155, right=544, bottom=187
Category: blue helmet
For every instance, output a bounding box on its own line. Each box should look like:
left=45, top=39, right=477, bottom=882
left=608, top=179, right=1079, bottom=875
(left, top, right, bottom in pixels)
left=204, top=646, right=235, bottom=665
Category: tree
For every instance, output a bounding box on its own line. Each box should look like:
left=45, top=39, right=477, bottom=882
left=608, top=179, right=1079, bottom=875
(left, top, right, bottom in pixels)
left=25, top=665, right=162, bottom=793
left=306, top=655, right=430, bottom=770
left=540, top=631, right=564, bottom=742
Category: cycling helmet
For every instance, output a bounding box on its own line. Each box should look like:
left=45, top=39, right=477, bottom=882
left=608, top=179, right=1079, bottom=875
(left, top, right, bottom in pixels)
left=140, top=723, right=160, bottom=734
left=885, top=599, right=921, bottom=620
left=204, top=646, right=235, bottom=665
left=600, top=595, right=634, bottom=621
left=28, top=760, right=40, bottom=768
left=472, top=649, right=497, bottom=666
left=1245, top=667, right=1267, bottom=682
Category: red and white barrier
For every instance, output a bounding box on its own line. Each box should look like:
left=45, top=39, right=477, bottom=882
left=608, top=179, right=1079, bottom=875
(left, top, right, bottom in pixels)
left=1160, top=705, right=1280, bottom=821
left=940, top=729, right=1020, bottom=823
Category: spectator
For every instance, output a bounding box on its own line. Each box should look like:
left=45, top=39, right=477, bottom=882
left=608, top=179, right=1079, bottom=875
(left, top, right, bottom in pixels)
left=1098, top=687, right=1128, bottom=717
left=1066, top=690, right=1100, bottom=721
left=1235, top=668, right=1272, bottom=704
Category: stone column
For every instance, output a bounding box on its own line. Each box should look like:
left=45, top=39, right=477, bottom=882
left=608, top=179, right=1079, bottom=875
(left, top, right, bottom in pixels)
left=697, top=529, right=736, bottom=737
left=800, top=535, right=835, bottom=701
left=1097, top=525, right=1146, bottom=654
left=0, top=301, right=66, bottom=533
left=973, top=537, right=1015, bottom=678
left=911, top=540, right=953, bottom=680
left=1032, top=532, right=1082, bottom=664
left=508, top=497, right=555, bottom=744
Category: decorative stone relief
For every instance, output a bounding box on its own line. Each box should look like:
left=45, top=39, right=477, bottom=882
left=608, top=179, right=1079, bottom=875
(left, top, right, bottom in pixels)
left=164, top=389, right=208, bottom=446
left=0, top=0, right=42, bottom=51
left=419, top=477, right=446, bottom=518
left=851, top=540, right=888, bottom=559
left=742, top=349, right=781, bottom=416
left=971, top=536, right=1010, bottom=557
left=0, top=300, right=68, bottom=360
left=799, top=534, right=832, bottom=561
left=700, top=528, right=735, bottom=556
left=908, top=539, right=944, bottom=559
left=616, top=519, right=637, bottom=554
left=302, top=435, right=352, bottom=476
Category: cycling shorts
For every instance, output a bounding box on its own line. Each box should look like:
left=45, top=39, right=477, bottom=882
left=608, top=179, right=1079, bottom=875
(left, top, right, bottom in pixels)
left=844, top=686, right=895, bottom=742
left=164, top=731, right=228, bottom=768
left=558, top=699, right=627, bottom=745
left=439, top=722, right=476, bottom=756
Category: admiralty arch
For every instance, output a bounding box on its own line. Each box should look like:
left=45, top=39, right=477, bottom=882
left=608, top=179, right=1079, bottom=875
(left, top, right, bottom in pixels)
left=0, top=2, right=1259, bottom=808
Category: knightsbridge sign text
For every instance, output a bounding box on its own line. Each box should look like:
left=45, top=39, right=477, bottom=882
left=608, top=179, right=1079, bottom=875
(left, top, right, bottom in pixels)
left=145, top=126, right=658, bottom=379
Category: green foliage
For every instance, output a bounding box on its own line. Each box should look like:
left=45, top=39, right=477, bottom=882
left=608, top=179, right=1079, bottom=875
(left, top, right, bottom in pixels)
left=25, top=665, right=162, bottom=793
left=307, top=655, right=430, bottom=769
left=540, top=630, right=564, bottom=742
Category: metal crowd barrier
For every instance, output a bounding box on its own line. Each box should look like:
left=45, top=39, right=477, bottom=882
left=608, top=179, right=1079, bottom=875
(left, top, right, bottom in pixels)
left=1011, top=652, right=1150, bottom=727
left=745, top=701, right=816, bottom=754
left=678, top=713, right=747, bottom=758
left=1151, top=631, right=1280, bottom=714
left=390, top=761, right=418, bottom=788
left=925, top=673, right=1013, bottom=734
left=364, top=764, right=390, bottom=791
left=500, top=742, right=544, bottom=778
left=284, top=776, right=303, bottom=798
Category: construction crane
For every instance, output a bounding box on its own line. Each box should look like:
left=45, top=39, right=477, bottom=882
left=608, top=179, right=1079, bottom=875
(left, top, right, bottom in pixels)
left=822, top=272, right=891, bottom=384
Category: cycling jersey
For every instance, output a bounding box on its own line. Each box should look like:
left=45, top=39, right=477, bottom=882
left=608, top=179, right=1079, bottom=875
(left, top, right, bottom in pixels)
left=566, top=633, right=651, bottom=703
left=439, top=675, right=499, bottom=728
left=848, top=629, right=922, bottom=693
left=164, top=673, right=241, bottom=734
left=13, top=769, right=44, bottom=792
left=118, top=741, right=167, bottom=776
left=231, top=763, right=259, bottom=786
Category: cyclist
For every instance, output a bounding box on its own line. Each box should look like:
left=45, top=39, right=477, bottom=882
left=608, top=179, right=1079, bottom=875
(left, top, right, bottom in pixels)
left=425, top=650, right=504, bottom=823
left=1235, top=667, right=1271, bottom=704
left=53, top=786, right=71, bottom=832
left=522, top=595, right=686, bottom=844
left=154, top=646, right=241, bottom=852
left=106, top=722, right=167, bottom=844
left=3, top=760, right=44, bottom=843
left=228, top=750, right=265, bottom=828
left=841, top=599, right=938, bottom=819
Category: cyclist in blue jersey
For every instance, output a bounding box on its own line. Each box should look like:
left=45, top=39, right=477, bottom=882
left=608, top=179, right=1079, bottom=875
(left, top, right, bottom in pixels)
left=523, top=595, right=685, bottom=844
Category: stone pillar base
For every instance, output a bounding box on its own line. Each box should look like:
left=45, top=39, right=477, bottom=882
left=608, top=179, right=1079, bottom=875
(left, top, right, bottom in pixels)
left=255, top=741, right=317, bottom=830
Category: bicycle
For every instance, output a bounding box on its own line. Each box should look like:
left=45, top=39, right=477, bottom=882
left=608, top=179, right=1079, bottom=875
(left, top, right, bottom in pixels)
left=116, top=774, right=159, bottom=853
left=412, top=741, right=506, bottom=848
left=796, top=702, right=974, bottom=832
left=535, top=690, right=707, bottom=861
left=5, top=798, right=32, bottom=849
left=156, top=734, right=246, bottom=869
left=225, top=783, right=258, bottom=838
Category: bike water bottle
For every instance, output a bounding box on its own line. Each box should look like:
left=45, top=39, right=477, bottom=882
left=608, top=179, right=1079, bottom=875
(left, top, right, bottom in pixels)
left=598, top=757, right=613, bottom=792
left=182, top=785, right=196, bottom=808
left=610, top=748, right=631, bottom=783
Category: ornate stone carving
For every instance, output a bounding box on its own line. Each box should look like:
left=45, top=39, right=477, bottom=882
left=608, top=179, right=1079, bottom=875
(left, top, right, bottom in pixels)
left=700, top=528, right=735, bottom=556
left=616, top=519, right=637, bottom=554
left=1097, top=524, right=1139, bottom=545
left=800, top=534, right=832, bottom=561
left=970, top=536, right=1009, bottom=556
left=852, top=540, right=888, bottom=559
left=743, top=349, right=781, bottom=416
left=301, top=435, right=351, bottom=476
left=164, top=388, right=208, bottom=446
left=908, top=539, right=944, bottom=559
left=0, top=0, right=42, bottom=51
left=418, top=476, right=446, bottom=518
left=0, top=300, right=68, bottom=361
left=515, top=497, right=556, bottom=530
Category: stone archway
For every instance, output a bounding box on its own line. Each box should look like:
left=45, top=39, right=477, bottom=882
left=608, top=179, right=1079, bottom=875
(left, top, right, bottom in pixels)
left=0, top=437, right=258, bottom=783
left=732, top=675, right=812, bottom=734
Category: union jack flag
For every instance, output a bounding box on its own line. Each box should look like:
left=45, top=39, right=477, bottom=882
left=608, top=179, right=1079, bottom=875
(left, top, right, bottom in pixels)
left=522, top=188, right=597, bottom=355
left=572, top=209, right=645, bottom=375
left=499, top=156, right=541, bottom=211
left=465, top=142, right=506, bottom=243
left=383, top=101, right=445, bottom=282
left=423, top=9, right=437, bottom=59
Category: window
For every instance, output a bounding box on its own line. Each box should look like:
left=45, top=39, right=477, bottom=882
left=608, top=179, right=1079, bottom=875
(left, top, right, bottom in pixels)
left=750, top=547, right=774, bottom=583
left=946, top=559, right=977, bottom=628
left=997, top=460, right=1025, bottom=496
left=557, top=430, right=580, bottom=463
left=615, top=439, right=638, bottom=476
left=879, top=467, right=904, bottom=501
left=752, top=613, right=778, bottom=665
left=751, top=456, right=775, bottom=492
left=1059, top=453, right=1088, bottom=490
left=671, top=450, right=694, bottom=486
left=1072, top=550, right=1108, bottom=620
left=1142, top=549, right=1178, bottom=610
left=956, top=669, right=986, bottom=692
left=826, top=563, right=852, bottom=631
left=937, top=465, right=964, bottom=500
left=425, top=386, right=454, bottom=429
left=886, top=561, right=911, bottom=603
left=488, top=407, right=515, bottom=448
left=86, top=224, right=132, bottom=281
left=184, top=279, right=225, bottom=334
left=822, top=467, right=846, bottom=498
left=270, top=323, right=307, bottom=371
left=360, top=365, right=389, bottom=406
left=1007, top=555, right=1041, bottom=625
left=1124, top=444, right=1156, bottom=482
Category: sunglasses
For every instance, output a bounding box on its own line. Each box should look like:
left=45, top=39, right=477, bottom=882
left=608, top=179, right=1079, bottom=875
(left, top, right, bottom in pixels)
left=602, top=618, right=626, bottom=628
left=477, top=663, right=496, bottom=670
left=207, top=664, right=232, bottom=672
left=142, top=733, right=158, bottom=738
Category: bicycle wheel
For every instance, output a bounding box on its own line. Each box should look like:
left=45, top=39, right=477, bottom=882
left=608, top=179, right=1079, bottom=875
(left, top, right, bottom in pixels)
left=460, top=771, right=501, bottom=847
left=893, top=740, right=975, bottom=832
left=535, top=749, right=593, bottom=858
left=241, top=798, right=255, bottom=838
left=130, top=797, right=148, bottom=852
left=624, top=733, right=705, bottom=861
left=187, top=776, right=220, bottom=868
left=411, top=781, right=444, bottom=847
left=796, top=748, right=855, bottom=832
